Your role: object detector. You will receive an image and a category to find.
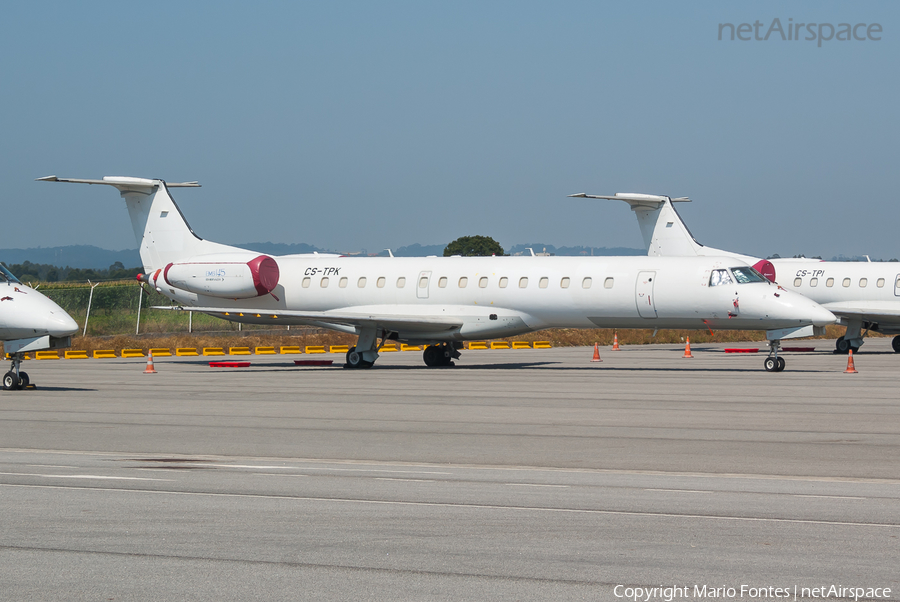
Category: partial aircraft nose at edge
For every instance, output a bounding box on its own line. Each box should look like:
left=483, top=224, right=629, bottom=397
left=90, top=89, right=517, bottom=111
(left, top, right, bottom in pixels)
left=45, top=312, right=79, bottom=338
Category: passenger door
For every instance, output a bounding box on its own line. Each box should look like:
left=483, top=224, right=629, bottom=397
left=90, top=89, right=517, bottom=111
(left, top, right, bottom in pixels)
left=635, top=271, right=657, bottom=318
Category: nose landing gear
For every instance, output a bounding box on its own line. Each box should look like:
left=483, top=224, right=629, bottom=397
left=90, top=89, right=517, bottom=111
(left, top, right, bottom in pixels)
left=2, top=354, right=31, bottom=390
left=764, top=340, right=786, bottom=372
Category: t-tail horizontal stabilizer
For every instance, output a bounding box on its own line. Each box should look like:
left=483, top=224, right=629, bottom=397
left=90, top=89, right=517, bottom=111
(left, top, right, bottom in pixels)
left=37, top=175, right=246, bottom=273
left=570, top=192, right=758, bottom=263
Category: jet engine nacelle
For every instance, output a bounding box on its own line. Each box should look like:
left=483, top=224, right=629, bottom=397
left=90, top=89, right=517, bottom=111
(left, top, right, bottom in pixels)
left=149, top=253, right=280, bottom=299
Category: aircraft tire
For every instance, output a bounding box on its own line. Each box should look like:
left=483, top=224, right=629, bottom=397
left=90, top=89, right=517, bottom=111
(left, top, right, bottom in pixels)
left=835, top=336, right=851, bottom=354
left=892, top=336, right=900, bottom=353
left=345, top=347, right=373, bottom=369
left=18, top=372, right=29, bottom=389
left=423, top=345, right=440, bottom=367
left=775, top=357, right=786, bottom=372
left=764, top=358, right=777, bottom=372
left=3, top=371, right=20, bottom=390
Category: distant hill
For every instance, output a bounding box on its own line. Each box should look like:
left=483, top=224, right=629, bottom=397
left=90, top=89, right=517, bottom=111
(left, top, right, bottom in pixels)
left=507, top=244, right=645, bottom=257
left=0, top=245, right=141, bottom=269
left=0, top=243, right=649, bottom=269
left=22, top=243, right=897, bottom=269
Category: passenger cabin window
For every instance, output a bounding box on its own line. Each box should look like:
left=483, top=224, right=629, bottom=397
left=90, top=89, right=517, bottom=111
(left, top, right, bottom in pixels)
left=793, top=277, right=802, bottom=287
left=479, top=277, right=488, bottom=288
left=709, top=269, right=733, bottom=287
left=582, top=277, right=592, bottom=289
left=339, top=277, right=348, bottom=288
left=604, top=277, right=614, bottom=289
left=458, top=277, right=468, bottom=288
left=302, top=277, right=311, bottom=288
left=499, top=277, right=508, bottom=288
left=419, top=276, right=428, bottom=289
left=519, top=277, right=528, bottom=288
left=826, top=278, right=834, bottom=287
left=877, top=278, right=885, bottom=288
left=810, top=278, right=818, bottom=287
left=560, top=277, right=570, bottom=289
left=842, top=278, right=851, bottom=288
left=358, top=277, right=367, bottom=288
left=377, top=277, right=386, bottom=288
left=438, top=277, right=447, bottom=288
left=539, top=277, right=548, bottom=289
left=731, top=267, right=767, bottom=283
left=320, top=277, right=329, bottom=288
left=396, top=277, right=406, bottom=288
left=859, top=278, right=868, bottom=288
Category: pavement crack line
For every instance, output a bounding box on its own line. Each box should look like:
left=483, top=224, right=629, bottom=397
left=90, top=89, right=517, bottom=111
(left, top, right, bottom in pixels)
left=2, top=482, right=898, bottom=528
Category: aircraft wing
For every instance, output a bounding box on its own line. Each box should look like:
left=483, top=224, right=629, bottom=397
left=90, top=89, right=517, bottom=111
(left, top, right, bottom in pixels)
left=820, top=301, right=900, bottom=321
left=153, top=306, right=464, bottom=333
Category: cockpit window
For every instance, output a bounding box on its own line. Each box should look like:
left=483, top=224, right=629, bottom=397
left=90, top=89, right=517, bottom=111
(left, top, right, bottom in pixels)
left=731, top=266, right=767, bottom=284
left=0, top=264, right=21, bottom=284
left=709, top=269, right=733, bottom=287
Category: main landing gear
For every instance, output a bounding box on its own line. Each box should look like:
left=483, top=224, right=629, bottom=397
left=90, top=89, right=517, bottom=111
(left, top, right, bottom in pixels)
left=3, top=354, right=31, bottom=390
left=764, top=340, right=786, bottom=372
left=345, top=346, right=374, bottom=369
left=835, top=319, right=864, bottom=355
left=834, top=336, right=860, bottom=355
left=423, top=343, right=460, bottom=367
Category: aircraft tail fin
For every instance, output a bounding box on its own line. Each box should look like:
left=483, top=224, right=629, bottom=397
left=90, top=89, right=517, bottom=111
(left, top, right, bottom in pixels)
left=37, top=176, right=245, bottom=272
left=570, top=192, right=757, bottom=262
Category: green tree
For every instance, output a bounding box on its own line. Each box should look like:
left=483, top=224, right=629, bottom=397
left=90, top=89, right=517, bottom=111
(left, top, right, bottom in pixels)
left=443, top=235, right=504, bottom=257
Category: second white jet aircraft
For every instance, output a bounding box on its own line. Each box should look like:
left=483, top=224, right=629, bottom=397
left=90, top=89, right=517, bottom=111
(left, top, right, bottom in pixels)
left=0, top=264, right=79, bottom=390
left=574, top=192, right=900, bottom=355
left=40, top=176, right=835, bottom=372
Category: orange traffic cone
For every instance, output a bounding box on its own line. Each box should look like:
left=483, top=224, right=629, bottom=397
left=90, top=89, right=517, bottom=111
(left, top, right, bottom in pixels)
left=612, top=331, right=620, bottom=350
left=683, top=337, right=694, bottom=358
left=144, top=350, right=157, bottom=374
left=844, top=349, right=858, bottom=374
left=591, top=343, right=602, bottom=362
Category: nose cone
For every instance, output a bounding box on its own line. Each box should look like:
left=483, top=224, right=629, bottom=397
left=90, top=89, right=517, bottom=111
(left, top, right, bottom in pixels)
left=46, top=312, right=79, bottom=337
left=810, top=304, right=837, bottom=328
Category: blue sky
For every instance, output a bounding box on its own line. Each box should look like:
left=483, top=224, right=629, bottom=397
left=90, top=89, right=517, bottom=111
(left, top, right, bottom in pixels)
left=3, top=1, right=897, bottom=258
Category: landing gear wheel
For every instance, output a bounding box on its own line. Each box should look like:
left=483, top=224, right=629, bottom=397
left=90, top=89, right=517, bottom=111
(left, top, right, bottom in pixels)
left=345, top=346, right=373, bottom=369
left=423, top=345, right=441, bottom=367
left=18, top=372, right=29, bottom=389
left=423, top=344, right=454, bottom=367
left=764, top=358, right=777, bottom=372
left=892, top=336, right=900, bottom=353
left=835, top=336, right=859, bottom=355
left=3, top=371, right=20, bottom=390
left=835, top=336, right=850, bottom=354
left=775, top=357, right=786, bottom=372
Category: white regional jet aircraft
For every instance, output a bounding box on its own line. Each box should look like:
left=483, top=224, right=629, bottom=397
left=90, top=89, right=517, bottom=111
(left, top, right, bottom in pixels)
left=0, top=264, right=79, bottom=390
left=573, top=192, right=900, bottom=355
left=39, top=176, right=835, bottom=372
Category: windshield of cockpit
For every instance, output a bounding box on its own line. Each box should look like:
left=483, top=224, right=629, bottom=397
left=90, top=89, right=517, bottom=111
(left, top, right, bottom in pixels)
left=709, top=267, right=767, bottom=287
left=0, top=264, right=22, bottom=284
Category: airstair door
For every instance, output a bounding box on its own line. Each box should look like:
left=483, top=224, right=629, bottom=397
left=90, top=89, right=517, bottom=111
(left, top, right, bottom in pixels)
left=635, top=271, right=657, bottom=318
